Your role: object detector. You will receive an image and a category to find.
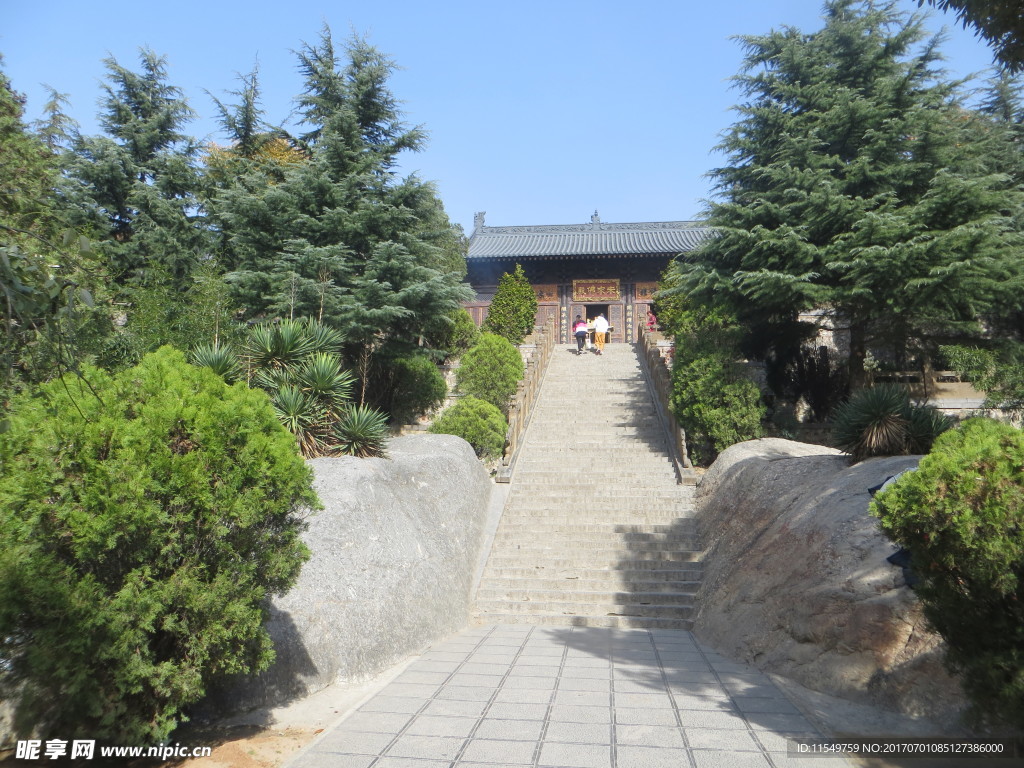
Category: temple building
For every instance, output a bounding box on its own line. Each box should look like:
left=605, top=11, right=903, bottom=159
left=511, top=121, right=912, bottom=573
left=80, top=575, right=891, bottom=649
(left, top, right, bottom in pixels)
left=465, top=212, right=714, bottom=343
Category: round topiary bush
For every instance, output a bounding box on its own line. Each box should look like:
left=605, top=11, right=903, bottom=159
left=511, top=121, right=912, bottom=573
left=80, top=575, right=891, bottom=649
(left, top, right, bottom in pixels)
left=871, top=418, right=1024, bottom=726
left=429, top=396, right=508, bottom=458
left=386, top=354, right=448, bottom=424
left=456, top=333, right=524, bottom=415
left=0, top=347, right=317, bottom=742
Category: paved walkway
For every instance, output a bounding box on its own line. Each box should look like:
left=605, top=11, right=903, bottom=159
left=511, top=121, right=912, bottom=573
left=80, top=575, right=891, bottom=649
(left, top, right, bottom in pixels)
left=287, top=624, right=849, bottom=768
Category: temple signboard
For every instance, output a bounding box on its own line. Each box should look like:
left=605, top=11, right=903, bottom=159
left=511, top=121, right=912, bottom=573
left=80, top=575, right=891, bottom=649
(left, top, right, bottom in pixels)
left=572, top=279, right=620, bottom=303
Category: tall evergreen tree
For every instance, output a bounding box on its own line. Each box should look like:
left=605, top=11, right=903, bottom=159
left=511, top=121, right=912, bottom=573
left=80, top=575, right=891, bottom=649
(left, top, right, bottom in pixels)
left=214, top=30, right=471, bottom=386
left=64, top=48, right=209, bottom=288
left=669, top=0, right=1024, bottom=387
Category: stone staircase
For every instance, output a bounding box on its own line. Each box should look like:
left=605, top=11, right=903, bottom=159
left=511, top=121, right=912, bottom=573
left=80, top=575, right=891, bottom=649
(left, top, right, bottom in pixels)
left=473, top=342, right=701, bottom=629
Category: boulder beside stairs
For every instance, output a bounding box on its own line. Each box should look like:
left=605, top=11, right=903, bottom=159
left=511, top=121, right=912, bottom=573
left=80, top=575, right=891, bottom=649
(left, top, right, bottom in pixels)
left=693, top=438, right=966, bottom=726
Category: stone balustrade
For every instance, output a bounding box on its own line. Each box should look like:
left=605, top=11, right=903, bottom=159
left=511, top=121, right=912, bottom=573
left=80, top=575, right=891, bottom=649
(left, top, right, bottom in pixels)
left=496, top=316, right=557, bottom=482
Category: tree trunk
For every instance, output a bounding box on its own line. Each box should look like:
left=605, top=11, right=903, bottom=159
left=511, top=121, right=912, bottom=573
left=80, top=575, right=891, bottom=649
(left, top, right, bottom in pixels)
left=848, top=321, right=868, bottom=390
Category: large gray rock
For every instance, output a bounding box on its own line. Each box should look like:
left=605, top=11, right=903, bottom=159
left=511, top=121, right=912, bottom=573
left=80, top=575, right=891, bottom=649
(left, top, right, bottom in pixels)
left=694, top=438, right=966, bottom=726
left=207, top=434, right=492, bottom=712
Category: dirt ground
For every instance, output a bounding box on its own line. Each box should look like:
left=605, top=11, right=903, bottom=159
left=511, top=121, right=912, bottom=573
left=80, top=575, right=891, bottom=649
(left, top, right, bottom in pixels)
left=156, top=725, right=320, bottom=768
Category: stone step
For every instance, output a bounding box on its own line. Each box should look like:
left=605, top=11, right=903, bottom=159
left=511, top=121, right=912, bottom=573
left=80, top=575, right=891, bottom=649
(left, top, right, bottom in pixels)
left=480, top=577, right=702, bottom=592
left=476, top=588, right=696, bottom=605
left=474, top=599, right=695, bottom=619
left=481, top=565, right=704, bottom=581
left=489, top=539, right=702, bottom=553
left=469, top=613, right=695, bottom=631
left=491, top=522, right=697, bottom=535
left=485, top=550, right=702, bottom=565
left=491, top=528, right=699, bottom=541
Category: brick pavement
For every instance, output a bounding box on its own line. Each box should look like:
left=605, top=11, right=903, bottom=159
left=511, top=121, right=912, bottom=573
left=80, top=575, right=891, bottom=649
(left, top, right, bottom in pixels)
left=286, top=624, right=851, bottom=768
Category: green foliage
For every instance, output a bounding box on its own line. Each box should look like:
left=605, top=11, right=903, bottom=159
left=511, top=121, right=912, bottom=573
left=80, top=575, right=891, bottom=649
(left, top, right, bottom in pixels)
left=333, top=404, right=389, bottom=458
left=871, top=418, right=1024, bottom=725
left=379, top=353, right=447, bottom=425
left=665, top=293, right=764, bottom=466
left=0, top=347, right=316, bottom=742
left=482, top=264, right=538, bottom=345
left=428, top=307, right=480, bottom=361
left=191, top=342, right=242, bottom=383
left=832, top=384, right=952, bottom=461
left=942, top=343, right=1024, bottom=410
left=920, top=0, right=1024, bottom=71
left=456, top=333, right=524, bottom=415
left=429, top=396, right=508, bottom=458
left=667, top=0, right=1024, bottom=387
left=212, top=31, right=471, bottom=367
left=64, top=48, right=208, bottom=290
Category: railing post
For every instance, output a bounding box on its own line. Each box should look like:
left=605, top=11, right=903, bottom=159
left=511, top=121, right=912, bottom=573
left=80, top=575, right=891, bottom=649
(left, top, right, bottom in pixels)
left=636, top=325, right=695, bottom=482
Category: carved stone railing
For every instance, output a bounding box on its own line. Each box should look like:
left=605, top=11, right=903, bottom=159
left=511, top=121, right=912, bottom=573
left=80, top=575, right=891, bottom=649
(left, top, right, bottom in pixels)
left=496, top=316, right=558, bottom=483
left=637, top=325, right=696, bottom=482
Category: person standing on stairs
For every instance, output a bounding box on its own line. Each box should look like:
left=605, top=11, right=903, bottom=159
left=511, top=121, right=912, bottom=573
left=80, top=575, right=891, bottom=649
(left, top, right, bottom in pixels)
left=592, top=313, right=609, bottom=355
left=573, top=315, right=589, bottom=355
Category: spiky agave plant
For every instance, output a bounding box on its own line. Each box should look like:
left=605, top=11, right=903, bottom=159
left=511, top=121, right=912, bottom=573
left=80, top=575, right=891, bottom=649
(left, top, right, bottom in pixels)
left=191, top=343, right=242, bottom=383
left=271, top=384, right=328, bottom=457
left=333, top=404, right=390, bottom=458
left=832, top=384, right=951, bottom=461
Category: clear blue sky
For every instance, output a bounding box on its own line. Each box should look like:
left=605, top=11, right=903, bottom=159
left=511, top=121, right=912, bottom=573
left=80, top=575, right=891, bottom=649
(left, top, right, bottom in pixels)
left=1, top=1, right=1002, bottom=235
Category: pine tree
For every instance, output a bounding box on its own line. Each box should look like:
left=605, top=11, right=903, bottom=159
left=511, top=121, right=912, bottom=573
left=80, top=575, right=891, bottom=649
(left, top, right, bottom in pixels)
left=64, top=48, right=209, bottom=288
left=482, top=264, right=538, bottom=345
left=669, top=0, right=1024, bottom=387
left=213, top=30, right=471, bottom=390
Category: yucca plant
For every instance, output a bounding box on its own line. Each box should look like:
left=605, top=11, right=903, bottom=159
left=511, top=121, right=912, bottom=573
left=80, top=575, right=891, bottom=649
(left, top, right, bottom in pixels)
left=295, top=352, right=356, bottom=411
left=832, top=384, right=952, bottom=462
left=333, top=404, right=390, bottom=458
left=191, top=343, right=242, bottom=383
left=271, top=384, right=328, bottom=456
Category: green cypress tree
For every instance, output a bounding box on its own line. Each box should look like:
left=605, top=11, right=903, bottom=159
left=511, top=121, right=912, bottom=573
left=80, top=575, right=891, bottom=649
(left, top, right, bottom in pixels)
left=668, top=0, right=1024, bottom=388
left=213, top=31, right=471, bottom=393
left=64, top=49, right=209, bottom=289
left=482, top=264, right=538, bottom=345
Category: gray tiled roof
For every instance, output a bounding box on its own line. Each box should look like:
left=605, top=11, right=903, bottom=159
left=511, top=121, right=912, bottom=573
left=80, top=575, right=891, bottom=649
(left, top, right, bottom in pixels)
left=468, top=220, right=713, bottom=259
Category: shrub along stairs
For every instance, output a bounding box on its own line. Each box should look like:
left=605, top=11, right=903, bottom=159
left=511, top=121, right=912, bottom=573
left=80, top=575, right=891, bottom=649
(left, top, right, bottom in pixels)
left=474, top=341, right=701, bottom=629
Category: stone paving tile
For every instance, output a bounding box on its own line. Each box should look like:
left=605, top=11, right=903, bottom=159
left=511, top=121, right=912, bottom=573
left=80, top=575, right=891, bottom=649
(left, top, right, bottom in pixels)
left=404, top=715, right=478, bottom=738
left=616, top=745, right=692, bottom=768
left=472, top=718, right=545, bottom=741
left=461, top=738, right=539, bottom=764
left=493, top=687, right=553, bottom=704
left=613, top=692, right=675, bottom=709
left=287, top=626, right=859, bottom=768
left=692, top=749, right=773, bottom=768
left=686, top=727, right=762, bottom=751
left=359, top=696, right=429, bottom=714
left=614, top=724, right=687, bottom=748
left=385, top=734, right=464, bottom=761
left=549, top=704, right=613, bottom=724
left=537, top=741, right=612, bottom=768
left=543, top=720, right=612, bottom=744
left=337, top=711, right=414, bottom=734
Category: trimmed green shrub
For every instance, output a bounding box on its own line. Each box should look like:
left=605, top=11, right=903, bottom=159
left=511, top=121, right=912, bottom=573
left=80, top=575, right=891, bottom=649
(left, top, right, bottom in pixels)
left=482, top=264, right=538, bottom=345
left=832, top=384, right=952, bottom=462
left=384, top=354, right=448, bottom=424
left=871, top=418, right=1024, bottom=726
left=0, top=347, right=317, bottom=742
left=666, top=303, right=764, bottom=466
left=430, top=396, right=508, bottom=458
left=456, top=333, right=524, bottom=415
left=429, top=307, right=480, bottom=361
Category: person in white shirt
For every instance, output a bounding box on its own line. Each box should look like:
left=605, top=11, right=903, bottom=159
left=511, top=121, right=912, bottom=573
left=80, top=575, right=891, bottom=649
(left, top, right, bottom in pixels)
left=592, top=313, right=610, bottom=355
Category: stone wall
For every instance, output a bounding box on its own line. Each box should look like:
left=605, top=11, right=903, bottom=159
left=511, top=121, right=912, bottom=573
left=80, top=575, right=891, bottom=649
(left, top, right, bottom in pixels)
left=693, top=439, right=966, bottom=726
left=206, top=434, right=493, bottom=713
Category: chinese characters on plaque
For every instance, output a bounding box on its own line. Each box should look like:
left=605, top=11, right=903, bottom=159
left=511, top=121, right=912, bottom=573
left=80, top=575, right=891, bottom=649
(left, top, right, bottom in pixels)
left=572, top=279, right=620, bottom=303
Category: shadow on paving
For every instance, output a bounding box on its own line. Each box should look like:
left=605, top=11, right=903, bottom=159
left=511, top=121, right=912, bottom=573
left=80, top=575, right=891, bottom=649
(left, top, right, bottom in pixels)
left=545, top=625, right=825, bottom=751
